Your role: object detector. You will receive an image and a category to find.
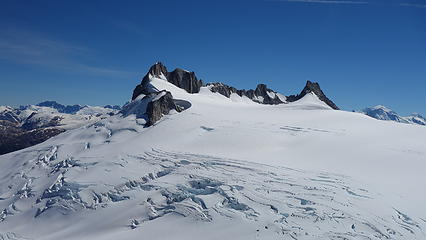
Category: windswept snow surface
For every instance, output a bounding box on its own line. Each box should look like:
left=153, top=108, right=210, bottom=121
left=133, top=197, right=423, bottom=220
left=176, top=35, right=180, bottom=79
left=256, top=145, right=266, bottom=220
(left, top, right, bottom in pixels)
left=0, top=79, right=425, bottom=239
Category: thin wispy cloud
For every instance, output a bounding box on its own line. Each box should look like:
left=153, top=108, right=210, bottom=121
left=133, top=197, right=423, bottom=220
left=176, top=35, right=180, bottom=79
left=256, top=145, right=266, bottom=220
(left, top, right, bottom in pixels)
left=400, top=3, right=426, bottom=8
left=274, top=0, right=426, bottom=9
left=276, top=0, right=369, bottom=4
left=0, top=27, right=134, bottom=78
left=113, top=20, right=145, bottom=36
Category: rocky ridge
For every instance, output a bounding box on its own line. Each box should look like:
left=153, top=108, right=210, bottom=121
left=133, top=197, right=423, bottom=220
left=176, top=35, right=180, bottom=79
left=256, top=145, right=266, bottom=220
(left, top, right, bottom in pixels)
left=132, top=62, right=203, bottom=100
left=128, top=62, right=339, bottom=124
left=287, top=81, right=339, bottom=110
left=206, top=82, right=286, bottom=105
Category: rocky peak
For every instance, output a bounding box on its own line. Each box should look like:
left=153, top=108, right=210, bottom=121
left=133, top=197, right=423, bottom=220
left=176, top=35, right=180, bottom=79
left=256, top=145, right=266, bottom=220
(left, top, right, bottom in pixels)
left=145, top=91, right=182, bottom=126
left=207, top=82, right=284, bottom=105
left=206, top=82, right=238, bottom=98
left=167, top=68, right=202, bottom=94
left=287, top=81, right=339, bottom=110
left=148, top=62, right=168, bottom=78
left=247, top=84, right=284, bottom=105
left=122, top=90, right=188, bottom=126
left=132, top=63, right=203, bottom=100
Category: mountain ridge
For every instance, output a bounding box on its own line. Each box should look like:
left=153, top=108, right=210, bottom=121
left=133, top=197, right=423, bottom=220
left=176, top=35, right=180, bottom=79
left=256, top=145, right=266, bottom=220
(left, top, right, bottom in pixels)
left=132, top=62, right=338, bottom=108
left=0, top=103, right=120, bottom=155
left=360, top=105, right=426, bottom=126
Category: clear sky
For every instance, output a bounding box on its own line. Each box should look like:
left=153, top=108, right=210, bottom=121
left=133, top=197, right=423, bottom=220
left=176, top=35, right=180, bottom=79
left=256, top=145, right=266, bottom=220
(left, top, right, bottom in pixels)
left=0, top=0, right=425, bottom=115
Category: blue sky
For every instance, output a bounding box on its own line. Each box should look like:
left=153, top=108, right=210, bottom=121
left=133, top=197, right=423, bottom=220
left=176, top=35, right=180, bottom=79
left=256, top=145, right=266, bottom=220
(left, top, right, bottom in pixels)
left=0, top=0, right=425, bottom=115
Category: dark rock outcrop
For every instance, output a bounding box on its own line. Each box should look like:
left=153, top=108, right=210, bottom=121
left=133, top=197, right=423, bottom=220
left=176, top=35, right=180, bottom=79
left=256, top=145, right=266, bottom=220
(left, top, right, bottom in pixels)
left=206, top=82, right=239, bottom=98
left=247, top=84, right=284, bottom=105
left=0, top=120, right=64, bottom=155
left=132, top=62, right=203, bottom=100
left=207, top=82, right=285, bottom=105
left=122, top=91, right=184, bottom=126
left=167, top=68, right=202, bottom=94
left=287, top=81, right=339, bottom=110
left=146, top=91, right=182, bottom=126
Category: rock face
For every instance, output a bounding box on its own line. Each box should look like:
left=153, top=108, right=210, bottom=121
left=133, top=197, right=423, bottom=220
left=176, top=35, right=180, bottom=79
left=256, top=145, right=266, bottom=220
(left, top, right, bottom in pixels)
left=146, top=91, right=182, bottom=126
left=132, top=62, right=203, bottom=100
left=168, top=68, right=202, bottom=94
left=207, top=82, right=285, bottom=105
left=287, top=81, right=339, bottom=110
left=247, top=84, right=285, bottom=105
left=122, top=91, right=183, bottom=126
left=206, top=82, right=239, bottom=98
left=128, top=62, right=197, bottom=126
left=0, top=120, right=65, bottom=155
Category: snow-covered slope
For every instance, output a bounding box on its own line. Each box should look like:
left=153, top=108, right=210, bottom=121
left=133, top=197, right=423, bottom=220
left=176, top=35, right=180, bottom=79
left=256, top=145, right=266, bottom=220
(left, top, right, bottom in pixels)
left=361, top=105, right=425, bottom=126
left=0, top=76, right=425, bottom=240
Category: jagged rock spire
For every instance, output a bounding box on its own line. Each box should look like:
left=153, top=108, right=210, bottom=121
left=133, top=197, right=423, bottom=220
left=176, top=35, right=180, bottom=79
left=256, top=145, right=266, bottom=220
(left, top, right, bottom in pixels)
left=207, top=82, right=285, bottom=105
left=287, top=81, right=339, bottom=110
left=147, top=62, right=168, bottom=77
left=132, top=62, right=203, bottom=100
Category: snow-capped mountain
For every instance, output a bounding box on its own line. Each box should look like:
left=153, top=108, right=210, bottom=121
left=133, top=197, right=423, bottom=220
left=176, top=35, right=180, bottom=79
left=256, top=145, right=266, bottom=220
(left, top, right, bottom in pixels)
left=36, top=101, right=83, bottom=114
left=404, top=113, right=426, bottom=126
left=0, top=63, right=425, bottom=240
left=0, top=103, right=120, bottom=155
left=361, top=105, right=426, bottom=126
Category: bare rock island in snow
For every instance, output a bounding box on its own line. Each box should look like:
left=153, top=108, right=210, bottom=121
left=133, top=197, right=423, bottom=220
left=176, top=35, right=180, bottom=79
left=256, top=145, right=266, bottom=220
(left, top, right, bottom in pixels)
left=124, top=62, right=339, bottom=126
left=132, top=62, right=203, bottom=100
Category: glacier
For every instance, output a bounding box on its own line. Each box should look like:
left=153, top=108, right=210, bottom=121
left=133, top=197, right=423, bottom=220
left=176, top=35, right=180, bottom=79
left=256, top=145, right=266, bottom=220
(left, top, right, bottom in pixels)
left=0, top=69, right=425, bottom=240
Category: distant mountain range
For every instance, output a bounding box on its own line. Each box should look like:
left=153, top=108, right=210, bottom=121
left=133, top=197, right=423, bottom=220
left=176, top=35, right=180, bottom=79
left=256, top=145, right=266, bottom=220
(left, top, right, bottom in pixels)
left=360, top=105, right=425, bottom=126
left=35, top=101, right=121, bottom=114
left=0, top=102, right=121, bottom=155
